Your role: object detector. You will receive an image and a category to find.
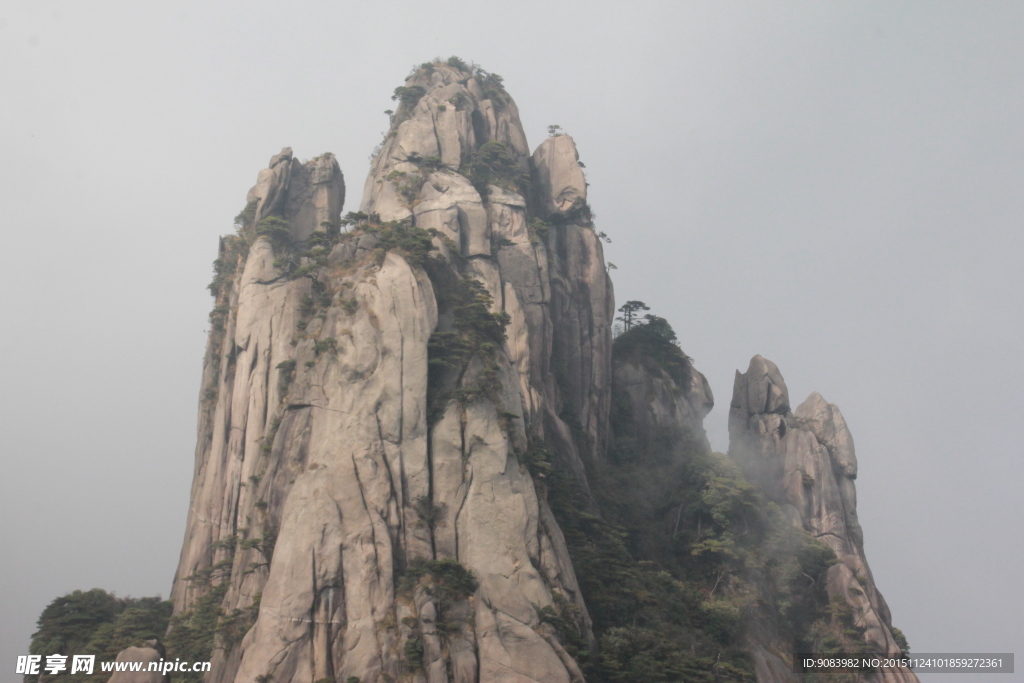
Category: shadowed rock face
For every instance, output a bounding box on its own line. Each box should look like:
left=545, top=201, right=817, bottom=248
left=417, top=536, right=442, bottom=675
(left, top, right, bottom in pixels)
left=612, top=353, right=714, bottom=448
left=171, top=62, right=612, bottom=683
left=729, top=355, right=918, bottom=683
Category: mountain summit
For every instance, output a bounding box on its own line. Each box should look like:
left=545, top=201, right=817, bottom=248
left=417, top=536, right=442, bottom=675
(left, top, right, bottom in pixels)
left=162, top=58, right=917, bottom=683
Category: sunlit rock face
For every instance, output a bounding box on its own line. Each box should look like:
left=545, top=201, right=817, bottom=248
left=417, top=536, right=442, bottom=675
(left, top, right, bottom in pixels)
left=729, top=355, right=919, bottom=683
left=171, top=60, right=614, bottom=683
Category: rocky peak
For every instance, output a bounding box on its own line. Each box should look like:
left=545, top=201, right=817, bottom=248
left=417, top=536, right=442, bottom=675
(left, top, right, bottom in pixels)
left=169, top=58, right=622, bottom=683
left=360, top=61, right=529, bottom=223
left=611, top=326, right=714, bottom=449
left=730, top=354, right=790, bottom=419
left=247, top=147, right=345, bottom=242
left=729, top=356, right=917, bottom=683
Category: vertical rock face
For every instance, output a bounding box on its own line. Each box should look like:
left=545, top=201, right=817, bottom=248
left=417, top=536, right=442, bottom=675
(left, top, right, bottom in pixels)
left=360, top=63, right=614, bottom=480
left=247, top=147, right=346, bottom=242
left=171, top=61, right=613, bottom=683
left=729, top=356, right=918, bottom=683
left=168, top=59, right=917, bottom=683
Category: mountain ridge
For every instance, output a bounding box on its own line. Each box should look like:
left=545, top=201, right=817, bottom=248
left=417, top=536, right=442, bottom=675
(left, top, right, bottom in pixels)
left=24, top=57, right=917, bottom=683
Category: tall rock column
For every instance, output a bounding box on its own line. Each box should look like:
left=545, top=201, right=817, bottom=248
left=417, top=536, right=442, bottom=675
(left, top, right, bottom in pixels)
left=171, top=59, right=618, bottom=683
left=357, top=59, right=613, bottom=682
left=729, top=356, right=918, bottom=683
left=532, top=135, right=615, bottom=476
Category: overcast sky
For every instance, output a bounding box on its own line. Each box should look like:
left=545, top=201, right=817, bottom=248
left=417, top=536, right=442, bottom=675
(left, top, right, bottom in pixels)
left=1, top=2, right=1021, bottom=681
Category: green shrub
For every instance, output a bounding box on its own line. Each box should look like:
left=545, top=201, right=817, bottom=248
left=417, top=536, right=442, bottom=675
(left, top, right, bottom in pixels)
left=891, top=626, right=910, bottom=656
left=521, top=444, right=554, bottom=478
left=25, top=589, right=173, bottom=682
left=473, top=67, right=507, bottom=106
left=406, top=152, right=444, bottom=171
left=392, top=85, right=426, bottom=109
left=425, top=272, right=510, bottom=423
left=404, top=637, right=424, bottom=668
left=208, top=306, right=229, bottom=333
left=612, top=308, right=693, bottom=391
left=446, top=55, right=469, bottom=71
left=491, top=234, right=514, bottom=251
left=313, top=337, right=337, bottom=357
left=296, top=284, right=331, bottom=325
left=276, top=359, right=296, bottom=395
left=365, top=219, right=436, bottom=267
left=165, top=582, right=229, bottom=682
left=385, top=170, right=425, bottom=205
left=208, top=234, right=249, bottom=297
left=413, top=495, right=444, bottom=531
left=340, top=211, right=368, bottom=231
left=447, top=91, right=469, bottom=109
left=255, top=216, right=291, bottom=250
left=234, top=200, right=258, bottom=229
left=216, top=593, right=260, bottom=649
left=404, top=559, right=478, bottom=613
left=260, top=416, right=282, bottom=455
left=463, top=140, right=526, bottom=194
left=528, top=217, right=550, bottom=243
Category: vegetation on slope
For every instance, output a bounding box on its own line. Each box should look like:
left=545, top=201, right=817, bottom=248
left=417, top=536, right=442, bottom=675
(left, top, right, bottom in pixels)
left=24, top=589, right=172, bottom=683
left=538, top=307, right=843, bottom=682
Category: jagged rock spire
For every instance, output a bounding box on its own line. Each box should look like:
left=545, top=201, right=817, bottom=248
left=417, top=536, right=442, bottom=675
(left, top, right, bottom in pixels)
left=729, top=356, right=918, bottom=683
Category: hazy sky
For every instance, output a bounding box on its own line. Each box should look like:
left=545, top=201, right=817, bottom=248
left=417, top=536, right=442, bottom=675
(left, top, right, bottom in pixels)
left=2, top=2, right=1021, bottom=681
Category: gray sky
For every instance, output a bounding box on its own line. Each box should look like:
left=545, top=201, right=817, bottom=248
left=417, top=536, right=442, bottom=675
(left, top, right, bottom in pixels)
left=2, top=2, right=1021, bottom=681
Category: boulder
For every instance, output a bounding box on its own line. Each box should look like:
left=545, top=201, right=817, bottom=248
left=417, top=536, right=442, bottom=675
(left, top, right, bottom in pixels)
left=106, top=641, right=168, bottom=683
left=531, top=135, right=587, bottom=217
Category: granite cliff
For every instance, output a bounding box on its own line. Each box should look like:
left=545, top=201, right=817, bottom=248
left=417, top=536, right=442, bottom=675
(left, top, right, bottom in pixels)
left=155, top=58, right=916, bottom=683
left=170, top=60, right=608, bottom=683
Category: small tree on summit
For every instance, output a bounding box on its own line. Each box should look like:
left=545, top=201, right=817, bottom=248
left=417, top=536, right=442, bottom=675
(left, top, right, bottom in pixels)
left=616, top=300, right=650, bottom=331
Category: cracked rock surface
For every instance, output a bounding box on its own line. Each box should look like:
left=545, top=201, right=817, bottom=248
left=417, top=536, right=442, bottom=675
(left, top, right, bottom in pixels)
left=169, top=60, right=915, bottom=683
left=171, top=61, right=612, bottom=683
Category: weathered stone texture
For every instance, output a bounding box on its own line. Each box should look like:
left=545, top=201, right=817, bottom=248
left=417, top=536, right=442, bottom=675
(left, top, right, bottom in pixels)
left=172, top=61, right=615, bottom=683
left=171, top=60, right=914, bottom=683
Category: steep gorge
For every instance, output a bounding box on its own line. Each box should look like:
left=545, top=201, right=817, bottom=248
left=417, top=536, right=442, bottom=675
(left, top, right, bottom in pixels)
left=160, top=58, right=917, bottom=683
